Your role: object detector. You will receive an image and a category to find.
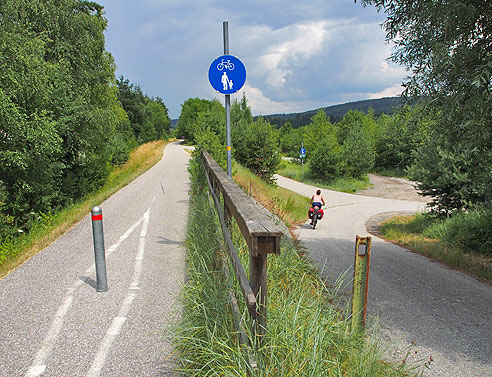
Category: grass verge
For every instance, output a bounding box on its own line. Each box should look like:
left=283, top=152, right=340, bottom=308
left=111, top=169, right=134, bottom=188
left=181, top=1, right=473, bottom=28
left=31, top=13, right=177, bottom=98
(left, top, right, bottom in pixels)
left=0, top=140, right=170, bottom=278
left=233, top=162, right=309, bottom=227
left=378, top=214, right=492, bottom=282
left=174, top=156, right=426, bottom=376
left=278, top=160, right=370, bottom=193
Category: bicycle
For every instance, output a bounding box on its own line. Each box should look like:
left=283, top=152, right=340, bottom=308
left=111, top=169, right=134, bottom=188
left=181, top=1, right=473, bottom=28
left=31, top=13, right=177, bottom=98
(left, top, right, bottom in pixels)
left=308, top=205, right=324, bottom=229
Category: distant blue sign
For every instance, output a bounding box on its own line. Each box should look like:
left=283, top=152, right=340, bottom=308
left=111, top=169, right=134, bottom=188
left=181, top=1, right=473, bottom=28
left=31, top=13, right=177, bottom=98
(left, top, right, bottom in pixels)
left=208, top=55, right=246, bottom=94
left=300, top=148, right=306, bottom=155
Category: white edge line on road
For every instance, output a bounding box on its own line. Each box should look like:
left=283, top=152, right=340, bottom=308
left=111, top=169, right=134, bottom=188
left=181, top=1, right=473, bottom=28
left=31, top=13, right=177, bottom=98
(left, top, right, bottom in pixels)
left=25, top=213, right=146, bottom=377
left=85, top=294, right=137, bottom=377
left=106, top=216, right=144, bottom=257
left=130, top=209, right=150, bottom=289
left=25, top=294, right=74, bottom=377
left=86, top=207, right=151, bottom=377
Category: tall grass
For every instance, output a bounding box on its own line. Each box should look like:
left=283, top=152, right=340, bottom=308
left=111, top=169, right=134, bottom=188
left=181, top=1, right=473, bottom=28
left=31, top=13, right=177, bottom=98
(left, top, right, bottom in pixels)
left=0, top=140, right=169, bottom=278
left=174, top=156, right=424, bottom=376
left=173, top=156, right=254, bottom=376
left=379, top=213, right=492, bottom=281
left=233, top=162, right=309, bottom=226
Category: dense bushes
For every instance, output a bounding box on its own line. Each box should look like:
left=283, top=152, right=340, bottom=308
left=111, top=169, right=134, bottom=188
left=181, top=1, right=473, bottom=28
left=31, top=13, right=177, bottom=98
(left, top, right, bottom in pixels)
left=279, top=104, right=435, bottom=182
left=0, top=1, right=170, bottom=244
left=425, top=208, right=492, bottom=256
left=180, top=95, right=281, bottom=182
left=281, top=109, right=378, bottom=180
left=359, top=0, right=492, bottom=217
left=0, top=0, right=117, bottom=229
left=234, top=118, right=281, bottom=182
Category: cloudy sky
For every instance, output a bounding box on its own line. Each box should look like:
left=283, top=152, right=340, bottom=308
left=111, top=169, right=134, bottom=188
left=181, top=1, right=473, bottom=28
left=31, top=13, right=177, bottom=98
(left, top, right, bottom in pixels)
left=99, top=0, right=407, bottom=119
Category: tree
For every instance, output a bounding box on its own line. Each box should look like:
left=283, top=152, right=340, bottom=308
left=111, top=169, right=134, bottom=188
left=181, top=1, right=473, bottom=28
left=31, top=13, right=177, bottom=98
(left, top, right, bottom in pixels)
left=176, top=98, right=213, bottom=142
left=309, top=135, right=341, bottom=181
left=301, top=110, right=336, bottom=161
left=359, top=0, right=492, bottom=212
left=116, top=77, right=147, bottom=139
left=193, top=127, right=226, bottom=169
left=234, top=118, right=281, bottom=182
left=231, top=94, right=253, bottom=153
left=152, top=97, right=171, bottom=138
left=336, top=111, right=375, bottom=178
left=374, top=104, right=433, bottom=171
left=195, top=100, right=225, bottom=141
left=358, top=0, right=491, bottom=98
left=0, top=0, right=121, bottom=227
left=116, top=76, right=170, bottom=144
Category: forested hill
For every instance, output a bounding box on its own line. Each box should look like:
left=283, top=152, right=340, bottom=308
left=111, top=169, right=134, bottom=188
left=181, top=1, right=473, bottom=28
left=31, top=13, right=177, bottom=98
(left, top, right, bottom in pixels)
left=260, top=97, right=404, bottom=128
left=171, top=97, right=403, bottom=128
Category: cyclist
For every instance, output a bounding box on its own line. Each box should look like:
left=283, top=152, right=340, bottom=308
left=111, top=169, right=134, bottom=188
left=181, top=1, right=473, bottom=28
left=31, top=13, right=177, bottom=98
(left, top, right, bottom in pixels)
left=310, top=189, right=325, bottom=209
left=310, top=189, right=325, bottom=225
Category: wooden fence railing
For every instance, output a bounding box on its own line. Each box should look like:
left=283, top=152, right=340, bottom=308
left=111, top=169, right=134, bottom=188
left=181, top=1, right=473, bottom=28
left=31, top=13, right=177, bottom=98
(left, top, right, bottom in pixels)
left=202, top=151, right=282, bottom=338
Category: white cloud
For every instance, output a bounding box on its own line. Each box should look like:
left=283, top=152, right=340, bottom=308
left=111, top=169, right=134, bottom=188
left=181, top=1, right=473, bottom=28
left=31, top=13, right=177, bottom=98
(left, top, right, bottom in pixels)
left=257, top=21, right=328, bottom=89
left=368, top=83, right=404, bottom=98
left=102, top=0, right=407, bottom=118
left=230, top=84, right=332, bottom=116
left=237, top=85, right=292, bottom=115
left=235, top=17, right=406, bottom=106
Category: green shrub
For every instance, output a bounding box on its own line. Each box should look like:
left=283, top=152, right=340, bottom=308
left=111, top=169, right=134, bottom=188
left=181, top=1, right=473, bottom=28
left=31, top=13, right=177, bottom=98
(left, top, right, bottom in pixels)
left=339, top=124, right=375, bottom=178
left=234, top=118, right=281, bottom=182
left=309, top=137, right=341, bottom=180
left=109, top=134, right=133, bottom=166
left=194, top=126, right=227, bottom=169
left=439, top=208, right=492, bottom=255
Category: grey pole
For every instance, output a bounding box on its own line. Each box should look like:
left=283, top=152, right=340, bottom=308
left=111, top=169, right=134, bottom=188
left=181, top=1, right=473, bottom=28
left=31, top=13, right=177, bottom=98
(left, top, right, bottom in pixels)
left=301, top=141, right=304, bottom=179
left=91, top=206, right=108, bottom=292
left=223, top=21, right=232, bottom=177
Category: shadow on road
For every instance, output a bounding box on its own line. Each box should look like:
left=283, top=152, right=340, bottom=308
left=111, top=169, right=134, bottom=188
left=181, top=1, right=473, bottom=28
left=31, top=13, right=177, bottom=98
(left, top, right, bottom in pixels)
left=157, top=236, right=182, bottom=246
left=80, top=276, right=97, bottom=289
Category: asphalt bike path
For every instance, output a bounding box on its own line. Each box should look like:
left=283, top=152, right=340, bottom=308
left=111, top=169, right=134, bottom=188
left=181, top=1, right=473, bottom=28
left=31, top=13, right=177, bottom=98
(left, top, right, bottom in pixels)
left=275, top=174, right=492, bottom=377
left=0, top=142, right=191, bottom=376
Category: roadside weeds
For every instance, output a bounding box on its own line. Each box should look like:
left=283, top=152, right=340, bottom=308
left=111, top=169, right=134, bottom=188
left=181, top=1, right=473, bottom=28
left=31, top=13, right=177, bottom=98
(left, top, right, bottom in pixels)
left=370, top=214, right=492, bottom=284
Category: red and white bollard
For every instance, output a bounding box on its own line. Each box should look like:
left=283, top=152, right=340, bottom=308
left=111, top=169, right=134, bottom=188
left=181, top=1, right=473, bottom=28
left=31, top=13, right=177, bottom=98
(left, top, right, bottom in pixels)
left=91, top=206, right=108, bottom=292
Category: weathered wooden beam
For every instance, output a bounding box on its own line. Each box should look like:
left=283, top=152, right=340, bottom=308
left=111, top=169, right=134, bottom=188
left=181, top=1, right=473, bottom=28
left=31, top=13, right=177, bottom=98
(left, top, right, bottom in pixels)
left=202, top=151, right=282, bottom=256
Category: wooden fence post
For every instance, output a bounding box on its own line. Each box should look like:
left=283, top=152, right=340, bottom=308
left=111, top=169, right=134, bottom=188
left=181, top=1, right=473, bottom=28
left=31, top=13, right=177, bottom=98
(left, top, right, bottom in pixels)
left=250, top=252, right=267, bottom=335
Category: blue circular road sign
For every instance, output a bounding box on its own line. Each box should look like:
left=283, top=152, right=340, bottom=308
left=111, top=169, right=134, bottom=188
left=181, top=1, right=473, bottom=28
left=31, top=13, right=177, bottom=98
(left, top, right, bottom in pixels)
left=300, top=148, right=306, bottom=155
left=208, top=55, right=246, bottom=94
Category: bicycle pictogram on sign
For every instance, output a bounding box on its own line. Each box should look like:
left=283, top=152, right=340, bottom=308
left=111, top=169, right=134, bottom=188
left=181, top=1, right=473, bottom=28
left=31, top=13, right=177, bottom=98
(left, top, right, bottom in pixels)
left=217, top=59, right=235, bottom=71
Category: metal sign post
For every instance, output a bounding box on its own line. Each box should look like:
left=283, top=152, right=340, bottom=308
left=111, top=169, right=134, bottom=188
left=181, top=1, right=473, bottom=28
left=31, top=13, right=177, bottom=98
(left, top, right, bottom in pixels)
left=300, top=143, right=306, bottom=180
left=208, top=22, right=246, bottom=178
left=223, top=22, right=232, bottom=177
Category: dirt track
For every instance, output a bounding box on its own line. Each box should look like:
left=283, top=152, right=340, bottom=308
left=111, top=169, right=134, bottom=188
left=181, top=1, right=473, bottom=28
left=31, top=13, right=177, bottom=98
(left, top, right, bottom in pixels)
left=357, top=174, right=431, bottom=203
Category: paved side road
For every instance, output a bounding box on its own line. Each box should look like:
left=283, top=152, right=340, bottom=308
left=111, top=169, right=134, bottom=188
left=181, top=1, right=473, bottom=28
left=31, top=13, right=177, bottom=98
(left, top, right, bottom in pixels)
left=275, top=174, right=492, bottom=377
left=0, top=142, right=190, bottom=376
